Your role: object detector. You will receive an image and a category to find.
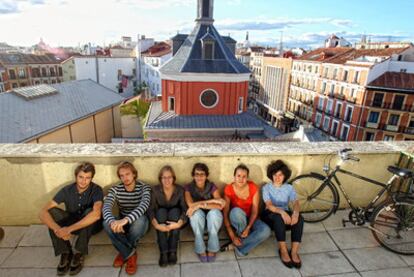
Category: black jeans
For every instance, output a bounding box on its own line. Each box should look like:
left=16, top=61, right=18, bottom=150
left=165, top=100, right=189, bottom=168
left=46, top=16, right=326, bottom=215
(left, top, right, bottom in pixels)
left=262, top=209, right=304, bottom=243
left=48, top=207, right=102, bottom=256
left=155, top=207, right=181, bottom=254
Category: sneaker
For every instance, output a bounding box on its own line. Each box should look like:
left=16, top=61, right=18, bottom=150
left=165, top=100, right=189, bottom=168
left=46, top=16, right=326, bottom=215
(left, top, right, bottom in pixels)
left=113, top=253, right=124, bottom=268
left=168, top=252, right=177, bottom=265
left=69, top=253, right=84, bottom=275
left=125, top=252, right=138, bottom=275
left=159, top=253, right=168, bottom=267
left=57, top=252, right=72, bottom=276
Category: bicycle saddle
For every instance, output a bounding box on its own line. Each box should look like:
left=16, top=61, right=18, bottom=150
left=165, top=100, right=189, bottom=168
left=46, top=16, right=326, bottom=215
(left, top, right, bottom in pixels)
left=387, top=166, right=414, bottom=178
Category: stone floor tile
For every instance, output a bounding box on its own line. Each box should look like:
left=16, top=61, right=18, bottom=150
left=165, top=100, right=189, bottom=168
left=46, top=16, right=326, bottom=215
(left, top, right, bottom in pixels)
left=84, top=245, right=118, bottom=267
left=328, top=228, right=379, bottom=250
left=0, top=227, right=28, bottom=248
left=343, top=247, right=407, bottom=271
left=236, top=237, right=278, bottom=259
left=322, top=210, right=359, bottom=230
left=299, top=251, right=355, bottom=277
left=139, top=226, right=157, bottom=244
left=181, top=261, right=241, bottom=277
left=120, top=264, right=180, bottom=277
left=179, top=241, right=235, bottom=263
left=18, top=225, right=51, bottom=247
left=299, top=231, right=339, bottom=254
left=0, top=268, right=56, bottom=276
left=399, top=253, right=414, bottom=266
left=303, top=222, right=326, bottom=233
left=136, top=242, right=161, bottom=265
left=0, top=249, right=14, bottom=266
left=360, top=268, right=414, bottom=277
left=88, top=229, right=111, bottom=245
left=71, top=267, right=120, bottom=277
left=322, top=274, right=361, bottom=277
left=238, top=257, right=301, bottom=277
left=1, top=247, right=58, bottom=268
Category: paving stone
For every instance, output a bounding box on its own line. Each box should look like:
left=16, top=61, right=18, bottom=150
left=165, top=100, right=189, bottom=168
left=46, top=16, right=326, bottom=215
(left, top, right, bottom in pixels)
left=360, top=268, right=414, bottom=277
left=179, top=241, right=235, bottom=263
left=0, top=227, right=28, bottom=248
left=136, top=242, right=161, bottom=265
left=0, top=268, right=56, bottom=276
left=343, top=247, right=407, bottom=271
left=84, top=245, right=118, bottom=267
left=399, top=253, right=414, bottom=266
left=299, top=251, right=355, bottom=277
left=88, top=229, right=111, bottom=245
left=236, top=237, right=278, bottom=259
left=322, top=210, right=359, bottom=230
left=120, top=264, right=180, bottom=277
left=18, top=225, right=51, bottom=247
left=303, top=222, right=326, bottom=233
left=328, top=228, right=379, bottom=250
left=299, top=231, right=339, bottom=254
left=181, top=261, right=241, bottom=277
left=238, top=257, right=301, bottom=277
left=1, top=247, right=58, bottom=268
left=0, top=249, right=14, bottom=266
left=139, top=226, right=157, bottom=244
left=70, top=267, right=120, bottom=277
left=322, top=274, right=361, bottom=277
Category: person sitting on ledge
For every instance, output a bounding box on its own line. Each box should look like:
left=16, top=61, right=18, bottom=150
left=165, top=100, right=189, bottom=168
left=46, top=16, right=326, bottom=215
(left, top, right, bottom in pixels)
left=261, top=160, right=304, bottom=269
left=39, top=162, right=103, bottom=276
left=148, top=165, right=187, bottom=267
left=222, top=164, right=271, bottom=257
left=102, top=161, right=151, bottom=275
left=185, top=163, right=225, bottom=263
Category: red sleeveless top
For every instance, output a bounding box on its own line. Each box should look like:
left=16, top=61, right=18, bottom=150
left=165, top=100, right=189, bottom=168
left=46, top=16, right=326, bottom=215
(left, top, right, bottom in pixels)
left=224, top=181, right=258, bottom=218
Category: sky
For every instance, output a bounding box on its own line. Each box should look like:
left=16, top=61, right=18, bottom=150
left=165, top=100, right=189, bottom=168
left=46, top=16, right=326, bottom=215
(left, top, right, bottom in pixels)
left=0, top=0, right=413, bottom=49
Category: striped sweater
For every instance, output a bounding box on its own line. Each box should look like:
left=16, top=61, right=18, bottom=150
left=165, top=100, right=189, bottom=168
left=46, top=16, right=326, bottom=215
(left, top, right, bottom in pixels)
left=103, top=180, right=151, bottom=224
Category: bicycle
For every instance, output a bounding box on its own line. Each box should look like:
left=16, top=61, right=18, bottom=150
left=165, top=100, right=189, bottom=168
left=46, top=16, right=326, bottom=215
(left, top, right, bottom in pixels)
left=291, top=148, right=414, bottom=255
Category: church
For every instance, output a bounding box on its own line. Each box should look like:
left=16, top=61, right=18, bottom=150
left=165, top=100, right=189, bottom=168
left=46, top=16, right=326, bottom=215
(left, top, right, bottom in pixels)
left=144, top=0, right=278, bottom=140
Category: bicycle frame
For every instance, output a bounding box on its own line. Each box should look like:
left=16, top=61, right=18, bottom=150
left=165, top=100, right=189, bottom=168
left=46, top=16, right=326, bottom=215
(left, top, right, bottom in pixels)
left=324, top=166, right=399, bottom=216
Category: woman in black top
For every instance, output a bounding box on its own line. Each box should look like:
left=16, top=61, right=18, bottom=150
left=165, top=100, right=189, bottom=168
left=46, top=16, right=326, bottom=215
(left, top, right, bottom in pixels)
left=148, top=165, right=187, bottom=267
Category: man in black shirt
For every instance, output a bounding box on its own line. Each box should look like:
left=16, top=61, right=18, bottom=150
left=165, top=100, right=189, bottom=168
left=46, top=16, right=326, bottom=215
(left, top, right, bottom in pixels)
left=39, top=162, right=103, bottom=276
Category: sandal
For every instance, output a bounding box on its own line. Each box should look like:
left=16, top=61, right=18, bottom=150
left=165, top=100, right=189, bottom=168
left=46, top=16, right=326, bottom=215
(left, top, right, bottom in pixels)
left=219, top=241, right=235, bottom=252
left=197, top=254, right=208, bottom=263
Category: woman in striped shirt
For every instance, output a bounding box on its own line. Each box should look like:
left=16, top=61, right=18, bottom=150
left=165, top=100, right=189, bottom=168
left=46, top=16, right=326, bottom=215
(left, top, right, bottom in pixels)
left=103, top=162, right=151, bottom=275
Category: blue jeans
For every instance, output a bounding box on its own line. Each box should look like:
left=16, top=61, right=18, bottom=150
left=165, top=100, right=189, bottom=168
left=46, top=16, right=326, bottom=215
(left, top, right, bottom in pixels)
left=103, top=216, right=149, bottom=260
left=229, top=207, right=271, bottom=256
left=189, top=209, right=223, bottom=254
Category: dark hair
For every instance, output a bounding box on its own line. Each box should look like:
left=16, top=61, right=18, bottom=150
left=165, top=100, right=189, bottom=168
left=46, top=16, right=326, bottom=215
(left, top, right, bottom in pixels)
left=191, top=163, right=209, bottom=177
left=158, top=165, right=176, bottom=184
left=267, top=160, right=291, bottom=182
left=117, top=161, right=138, bottom=180
left=74, top=162, right=95, bottom=178
left=233, top=163, right=250, bottom=176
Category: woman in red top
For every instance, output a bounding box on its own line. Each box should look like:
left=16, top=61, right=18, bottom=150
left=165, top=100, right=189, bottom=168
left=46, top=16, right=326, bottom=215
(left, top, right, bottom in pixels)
left=222, top=164, right=271, bottom=256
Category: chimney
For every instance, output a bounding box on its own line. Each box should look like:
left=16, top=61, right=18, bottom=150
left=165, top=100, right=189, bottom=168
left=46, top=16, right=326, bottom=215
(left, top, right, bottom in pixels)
left=196, top=0, right=214, bottom=24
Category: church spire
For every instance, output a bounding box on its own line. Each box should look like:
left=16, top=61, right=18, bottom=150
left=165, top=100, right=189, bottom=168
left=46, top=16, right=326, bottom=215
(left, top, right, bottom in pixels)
left=196, top=0, right=214, bottom=24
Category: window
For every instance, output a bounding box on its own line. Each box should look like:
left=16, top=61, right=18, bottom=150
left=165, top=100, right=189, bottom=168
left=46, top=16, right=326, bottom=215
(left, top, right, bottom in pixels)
left=341, top=125, right=350, bottom=141
left=368, top=111, right=380, bottom=123
left=41, top=68, right=47, bottom=77
left=318, top=97, right=324, bottom=110
left=331, top=121, right=339, bottom=136
left=168, top=97, right=175, bottom=112
left=12, top=83, right=18, bottom=88
left=388, top=114, right=400, bottom=126
left=384, top=135, right=394, bottom=141
left=238, top=97, right=244, bottom=113
left=18, top=68, right=26, bottom=79
left=58, top=67, right=63, bottom=76
left=335, top=102, right=342, bottom=117
left=333, top=68, right=338, bottom=79
left=340, top=86, right=344, bottom=95
left=372, top=93, right=384, bottom=107
left=345, top=106, right=353, bottom=122
left=350, top=88, right=356, bottom=99
left=393, top=95, right=405, bottom=110
left=32, top=68, right=40, bottom=78
left=343, top=70, right=349, bottom=81
left=315, top=113, right=322, bottom=127
left=323, top=68, right=328, bottom=78
left=203, top=42, right=214, bottom=60
left=50, top=68, right=55, bottom=77
left=365, top=132, right=375, bottom=141
left=330, top=84, right=335, bottom=96
left=9, top=69, right=16, bottom=80
left=200, top=89, right=219, bottom=108
left=354, top=71, right=360, bottom=83
left=326, top=100, right=333, bottom=114
left=323, top=117, right=330, bottom=131
left=321, top=82, right=327, bottom=94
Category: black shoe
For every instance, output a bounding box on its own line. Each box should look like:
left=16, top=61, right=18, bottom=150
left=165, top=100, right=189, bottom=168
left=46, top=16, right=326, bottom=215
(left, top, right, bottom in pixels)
left=278, top=249, right=293, bottom=268
left=57, top=252, right=72, bottom=276
left=159, top=253, right=168, bottom=267
left=69, top=253, right=84, bottom=275
left=289, top=251, right=302, bottom=269
left=168, top=252, right=177, bottom=265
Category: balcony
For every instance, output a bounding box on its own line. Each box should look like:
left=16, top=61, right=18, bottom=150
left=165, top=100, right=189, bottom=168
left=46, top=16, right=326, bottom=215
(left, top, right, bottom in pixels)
left=372, top=102, right=413, bottom=112
left=385, top=125, right=399, bottom=132
left=365, top=122, right=379, bottom=129
left=404, top=127, right=414, bottom=135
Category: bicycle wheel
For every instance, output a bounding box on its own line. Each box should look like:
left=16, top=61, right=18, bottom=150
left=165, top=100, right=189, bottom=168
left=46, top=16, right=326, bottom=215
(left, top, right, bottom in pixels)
left=371, top=199, right=414, bottom=255
left=291, top=174, right=339, bottom=223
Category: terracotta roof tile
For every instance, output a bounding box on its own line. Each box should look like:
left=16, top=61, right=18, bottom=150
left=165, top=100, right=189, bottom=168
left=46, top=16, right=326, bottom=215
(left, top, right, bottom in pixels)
left=297, top=47, right=352, bottom=62
left=327, top=47, right=409, bottom=64
left=141, top=42, right=172, bottom=57
left=367, top=72, right=414, bottom=92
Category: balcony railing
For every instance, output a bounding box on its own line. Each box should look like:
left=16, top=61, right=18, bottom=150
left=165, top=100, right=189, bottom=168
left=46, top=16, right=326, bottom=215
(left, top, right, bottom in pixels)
left=404, top=127, right=414, bottom=135
left=370, top=102, right=413, bottom=112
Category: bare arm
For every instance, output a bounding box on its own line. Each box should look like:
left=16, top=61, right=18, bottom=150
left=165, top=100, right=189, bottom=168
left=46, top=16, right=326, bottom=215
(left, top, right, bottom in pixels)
left=39, top=200, right=61, bottom=233
left=223, top=194, right=242, bottom=246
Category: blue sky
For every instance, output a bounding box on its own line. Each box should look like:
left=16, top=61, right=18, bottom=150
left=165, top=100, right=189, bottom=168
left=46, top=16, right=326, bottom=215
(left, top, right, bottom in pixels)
left=0, top=0, right=413, bottom=49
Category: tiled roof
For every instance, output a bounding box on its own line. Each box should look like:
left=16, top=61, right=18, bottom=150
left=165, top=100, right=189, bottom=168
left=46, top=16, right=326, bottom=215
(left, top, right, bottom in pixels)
left=297, top=47, right=352, bottom=62
left=367, top=72, right=414, bottom=92
left=0, top=80, right=124, bottom=143
left=141, top=42, right=172, bottom=57
left=327, top=47, right=409, bottom=64
left=146, top=102, right=265, bottom=130
left=161, top=24, right=249, bottom=74
left=0, top=53, right=62, bottom=65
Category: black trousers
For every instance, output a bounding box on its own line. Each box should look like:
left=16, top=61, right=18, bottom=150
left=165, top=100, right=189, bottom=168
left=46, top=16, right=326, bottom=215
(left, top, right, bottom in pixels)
left=48, top=207, right=102, bottom=256
left=262, top=209, right=304, bottom=243
left=155, top=207, right=181, bottom=254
